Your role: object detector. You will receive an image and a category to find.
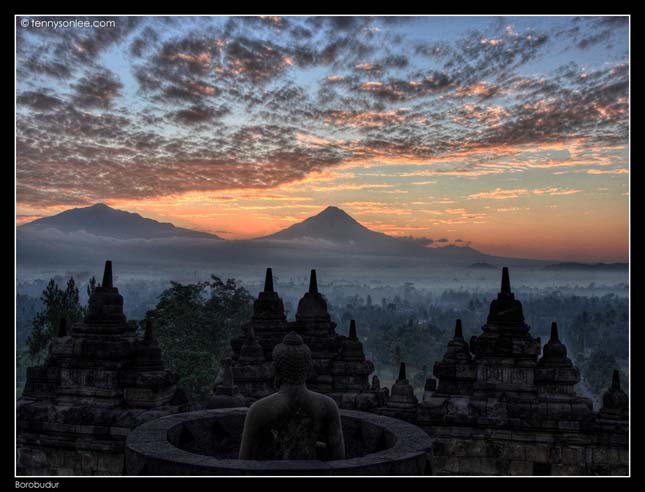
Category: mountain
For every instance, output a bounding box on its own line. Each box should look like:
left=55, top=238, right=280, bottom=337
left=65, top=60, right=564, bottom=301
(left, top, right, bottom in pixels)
left=257, top=205, right=488, bottom=259
left=19, top=203, right=221, bottom=240
left=468, top=262, right=499, bottom=270
left=17, top=203, right=550, bottom=274
left=259, top=206, right=394, bottom=244
left=543, top=262, right=628, bottom=271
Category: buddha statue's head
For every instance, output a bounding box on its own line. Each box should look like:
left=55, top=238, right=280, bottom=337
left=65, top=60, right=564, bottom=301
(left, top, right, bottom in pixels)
left=272, top=331, right=313, bottom=386
left=240, top=330, right=346, bottom=461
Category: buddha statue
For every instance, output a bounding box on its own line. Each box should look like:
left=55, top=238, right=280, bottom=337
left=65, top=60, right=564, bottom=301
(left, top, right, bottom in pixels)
left=238, top=331, right=346, bottom=461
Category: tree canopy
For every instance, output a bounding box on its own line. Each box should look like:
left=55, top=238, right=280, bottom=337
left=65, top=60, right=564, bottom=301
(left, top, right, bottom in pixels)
left=27, top=277, right=85, bottom=361
left=144, top=276, right=253, bottom=406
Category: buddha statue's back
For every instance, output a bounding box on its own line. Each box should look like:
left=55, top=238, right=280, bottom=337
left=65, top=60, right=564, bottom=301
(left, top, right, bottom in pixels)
left=239, top=331, right=345, bottom=461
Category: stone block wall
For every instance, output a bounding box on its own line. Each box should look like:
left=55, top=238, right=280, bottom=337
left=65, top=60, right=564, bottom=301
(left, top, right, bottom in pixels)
left=426, top=426, right=628, bottom=476
left=17, top=446, right=124, bottom=476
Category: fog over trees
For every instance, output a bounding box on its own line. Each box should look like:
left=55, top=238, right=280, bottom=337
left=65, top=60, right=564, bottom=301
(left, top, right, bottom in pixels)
left=16, top=269, right=628, bottom=409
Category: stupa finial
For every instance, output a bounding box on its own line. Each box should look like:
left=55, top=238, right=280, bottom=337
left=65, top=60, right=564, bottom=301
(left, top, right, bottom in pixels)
left=308, top=269, right=318, bottom=294
left=550, top=322, right=560, bottom=342
left=454, top=319, right=463, bottom=339
left=501, top=267, right=511, bottom=294
left=102, top=260, right=113, bottom=289
left=264, top=268, right=274, bottom=293
left=349, top=320, right=357, bottom=339
left=398, top=362, right=407, bottom=381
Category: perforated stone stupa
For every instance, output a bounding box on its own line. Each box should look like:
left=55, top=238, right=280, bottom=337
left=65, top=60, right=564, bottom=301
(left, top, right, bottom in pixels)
left=17, top=261, right=186, bottom=476
left=18, top=262, right=628, bottom=476
left=215, top=268, right=386, bottom=410
left=417, top=267, right=628, bottom=475
left=377, top=362, right=418, bottom=423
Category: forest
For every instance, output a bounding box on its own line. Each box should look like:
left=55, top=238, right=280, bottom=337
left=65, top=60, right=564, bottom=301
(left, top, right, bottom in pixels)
left=16, top=272, right=629, bottom=409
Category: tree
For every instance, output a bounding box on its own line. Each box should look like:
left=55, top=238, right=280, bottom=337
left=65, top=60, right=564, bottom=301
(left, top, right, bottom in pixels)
left=27, top=278, right=85, bottom=361
left=144, top=276, right=253, bottom=406
left=393, top=345, right=402, bottom=366
left=412, top=364, right=428, bottom=389
left=87, top=276, right=97, bottom=298
left=581, top=350, right=619, bottom=396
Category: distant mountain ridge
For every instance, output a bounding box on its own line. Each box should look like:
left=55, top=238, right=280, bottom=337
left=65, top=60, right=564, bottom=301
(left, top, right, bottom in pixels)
left=20, top=203, right=221, bottom=240
left=468, top=262, right=499, bottom=270
left=259, top=206, right=395, bottom=243
left=17, top=203, right=570, bottom=268
left=543, top=262, right=628, bottom=271
left=257, top=205, right=487, bottom=259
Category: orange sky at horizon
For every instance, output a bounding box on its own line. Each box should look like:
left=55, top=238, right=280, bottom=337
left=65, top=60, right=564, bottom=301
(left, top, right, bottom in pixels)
left=16, top=198, right=629, bottom=263
left=15, top=17, right=629, bottom=263
left=15, top=141, right=630, bottom=263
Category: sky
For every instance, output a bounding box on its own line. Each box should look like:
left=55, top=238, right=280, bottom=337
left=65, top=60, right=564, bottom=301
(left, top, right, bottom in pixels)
left=15, top=15, right=629, bottom=262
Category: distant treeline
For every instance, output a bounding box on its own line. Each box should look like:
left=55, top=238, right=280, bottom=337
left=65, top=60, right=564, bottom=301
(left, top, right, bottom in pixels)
left=16, top=276, right=628, bottom=405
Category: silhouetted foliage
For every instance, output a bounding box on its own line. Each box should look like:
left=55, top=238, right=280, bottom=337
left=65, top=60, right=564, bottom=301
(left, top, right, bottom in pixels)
left=17, top=294, right=41, bottom=348
left=144, top=276, right=253, bottom=406
left=578, top=349, right=628, bottom=396
left=87, top=276, right=97, bottom=298
left=337, top=288, right=628, bottom=397
left=27, top=278, right=85, bottom=361
left=16, top=275, right=628, bottom=403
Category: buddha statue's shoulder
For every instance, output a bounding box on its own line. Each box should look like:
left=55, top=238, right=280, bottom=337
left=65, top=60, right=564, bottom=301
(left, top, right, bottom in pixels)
left=245, top=393, right=289, bottom=424
left=308, top=390, right=341, bottom=416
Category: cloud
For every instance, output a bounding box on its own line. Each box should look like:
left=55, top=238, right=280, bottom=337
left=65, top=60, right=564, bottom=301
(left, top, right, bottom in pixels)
left=468, top=188, right=529, bottom=200
left=17, top=16, right=141, bottom=81
left=555, top=16, right=628, bottom=51
left=469, top=187, right=583, bottom=200
left=455, top=82, right=505, bottom=99
left=396, top=236, right=434, bottom=246
left=586, top=168, right=628, bottom=175
left=17, top=90, right=63, bottom=111
left=15, top=16, right=628, bottom=209
left=172, top=104, right=229, bottom=125
left=401, top=168, right=504, bottom=178
left=532, top=187, right=582, bottom=196
left=224, top=36, right=296, bottom=83
left=430, top=24, right=549, bottom=86
left=320, top=108, right=410, bottom=128
left=356, top=71, right=453, bottom=102
left=16, top=101, right=351, bottom=205
left=72, top=70, right=123, bottom=108
left=453, top=238, right=472, bottom=246
left=21, top=57, right=73, bottom=79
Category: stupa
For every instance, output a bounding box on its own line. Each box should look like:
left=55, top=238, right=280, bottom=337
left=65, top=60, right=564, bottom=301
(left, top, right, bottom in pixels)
left=432, top=319, right=476, bottom=396
left=17, top=261, right=186, bottom=475
left=469, top=267, right=542, bottom=399
left=377, top=362, right=418, bottom=422
left=218, top=268, right=385, bottom=410
left=597, top=369, right=628, bottom=421
left=418, top=268, right=626, bottom=475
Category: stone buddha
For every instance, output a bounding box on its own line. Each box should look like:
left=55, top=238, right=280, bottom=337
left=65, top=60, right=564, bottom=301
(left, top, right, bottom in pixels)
left=238, top=331, right=346, bottom=461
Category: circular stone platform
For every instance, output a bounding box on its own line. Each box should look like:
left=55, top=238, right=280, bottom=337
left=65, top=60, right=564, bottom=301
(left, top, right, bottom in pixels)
left=125, top=408, right=432, bottom=475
